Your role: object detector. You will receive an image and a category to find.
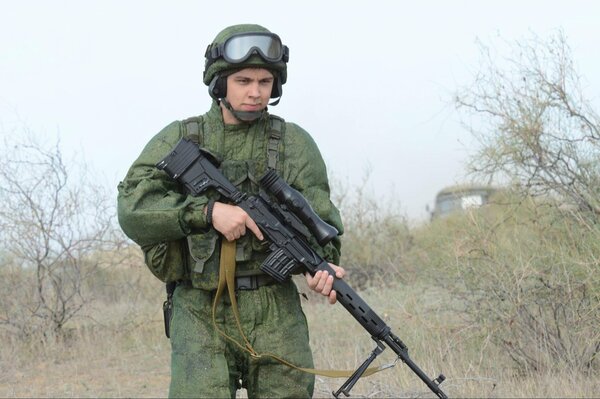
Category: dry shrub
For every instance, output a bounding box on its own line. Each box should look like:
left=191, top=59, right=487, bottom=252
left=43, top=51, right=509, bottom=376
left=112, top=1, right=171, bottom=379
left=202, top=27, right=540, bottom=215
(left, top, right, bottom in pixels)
left=409, top=191, right=600, bottom=374
left=0, top=132, right=128, bottom=341
left=332, top=173, right=413, bottom=289
left=451, top=29, right=600, bottom=377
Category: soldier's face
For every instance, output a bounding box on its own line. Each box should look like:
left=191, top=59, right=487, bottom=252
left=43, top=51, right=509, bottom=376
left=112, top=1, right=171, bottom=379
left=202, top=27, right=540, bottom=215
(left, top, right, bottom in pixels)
left=224, top=68, right=274, bottom=115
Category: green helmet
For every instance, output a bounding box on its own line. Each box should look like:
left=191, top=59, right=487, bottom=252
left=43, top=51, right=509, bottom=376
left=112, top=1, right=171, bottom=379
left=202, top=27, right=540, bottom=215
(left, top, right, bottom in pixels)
left=203, top=24, right=289, bottom=99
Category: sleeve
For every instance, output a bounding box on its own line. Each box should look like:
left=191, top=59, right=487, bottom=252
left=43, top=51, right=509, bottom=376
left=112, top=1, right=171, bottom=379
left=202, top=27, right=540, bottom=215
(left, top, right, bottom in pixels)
left=282, top=123, right=344, bottom=264
left=117, top=121, right=210, bottom=247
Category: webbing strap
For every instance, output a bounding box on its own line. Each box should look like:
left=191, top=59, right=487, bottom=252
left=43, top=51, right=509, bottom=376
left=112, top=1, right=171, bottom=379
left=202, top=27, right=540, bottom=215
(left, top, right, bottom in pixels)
left=212, top=240, right=254, bottom=355
left=184, top=115, right=280, bottom=170
left=212, top=240, right=383, bottom=379
left=267, top=117, right=283, bottom=170
left=182, top=116, right=203, bottom=146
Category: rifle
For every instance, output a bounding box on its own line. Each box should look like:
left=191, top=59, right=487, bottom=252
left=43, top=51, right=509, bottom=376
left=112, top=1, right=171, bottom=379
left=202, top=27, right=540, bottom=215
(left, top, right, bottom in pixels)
left=156, top=138, right=448, bottom=398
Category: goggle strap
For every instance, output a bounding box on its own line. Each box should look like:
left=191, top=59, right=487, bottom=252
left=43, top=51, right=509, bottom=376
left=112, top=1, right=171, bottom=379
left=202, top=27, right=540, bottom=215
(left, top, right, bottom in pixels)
left=210, top=45, right=222, bottom=60
left=282, top=46, right=289, bottom=63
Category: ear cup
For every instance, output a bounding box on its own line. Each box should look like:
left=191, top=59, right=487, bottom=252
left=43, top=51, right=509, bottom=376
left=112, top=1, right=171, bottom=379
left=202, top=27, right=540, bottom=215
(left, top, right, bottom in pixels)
left=208, top=75, right=227, bottom=100
left=270, top=77, right=283, bottom=98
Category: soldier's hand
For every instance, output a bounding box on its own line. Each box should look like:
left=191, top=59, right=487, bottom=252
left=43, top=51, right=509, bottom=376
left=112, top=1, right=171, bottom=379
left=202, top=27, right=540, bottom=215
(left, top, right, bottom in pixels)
left=305, top=263, right=346, bottom=305
left=209, top=202, right=264, bottom=242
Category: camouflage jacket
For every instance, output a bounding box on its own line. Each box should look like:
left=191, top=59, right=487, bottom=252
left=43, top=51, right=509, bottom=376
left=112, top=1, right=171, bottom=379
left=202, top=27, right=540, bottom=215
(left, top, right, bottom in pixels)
left=117, top=101, right=343, bottom=290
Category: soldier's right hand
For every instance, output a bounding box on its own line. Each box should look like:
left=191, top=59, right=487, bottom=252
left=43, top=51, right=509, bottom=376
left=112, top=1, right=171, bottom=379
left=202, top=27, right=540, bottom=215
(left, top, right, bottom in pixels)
left=208, top=202, right=264, bottom=242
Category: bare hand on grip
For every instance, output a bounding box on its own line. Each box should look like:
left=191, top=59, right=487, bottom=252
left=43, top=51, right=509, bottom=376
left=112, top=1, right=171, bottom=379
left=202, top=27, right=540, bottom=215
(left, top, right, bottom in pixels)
left=208, top=202, right=264, bottom=242
left=305, top=263, right=346, bottom=304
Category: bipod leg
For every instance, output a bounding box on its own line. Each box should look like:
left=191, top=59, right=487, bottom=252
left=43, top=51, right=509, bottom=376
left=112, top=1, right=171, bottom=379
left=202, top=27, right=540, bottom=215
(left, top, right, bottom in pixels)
left=333, top=339, right=386, bottom=398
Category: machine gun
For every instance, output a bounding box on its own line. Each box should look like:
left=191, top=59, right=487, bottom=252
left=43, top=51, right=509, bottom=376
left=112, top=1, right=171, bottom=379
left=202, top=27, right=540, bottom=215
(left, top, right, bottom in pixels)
left=157, top=138, right=448, bottom=398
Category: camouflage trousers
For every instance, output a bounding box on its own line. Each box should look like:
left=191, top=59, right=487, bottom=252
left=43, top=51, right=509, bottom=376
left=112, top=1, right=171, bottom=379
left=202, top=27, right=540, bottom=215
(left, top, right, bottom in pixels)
left=168, top=280, right=315, bottom=398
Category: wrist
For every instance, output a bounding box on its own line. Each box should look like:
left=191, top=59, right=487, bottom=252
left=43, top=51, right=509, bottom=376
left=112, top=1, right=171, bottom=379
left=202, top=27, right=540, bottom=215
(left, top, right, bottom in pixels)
left=205, top=200, right=216, bottom=225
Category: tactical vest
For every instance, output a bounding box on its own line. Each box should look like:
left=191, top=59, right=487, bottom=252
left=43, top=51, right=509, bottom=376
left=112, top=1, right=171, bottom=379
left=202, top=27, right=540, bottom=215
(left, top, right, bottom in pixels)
left=181, top=114, right=286, bottom=290
left=182, top=114, right=284, bottom=170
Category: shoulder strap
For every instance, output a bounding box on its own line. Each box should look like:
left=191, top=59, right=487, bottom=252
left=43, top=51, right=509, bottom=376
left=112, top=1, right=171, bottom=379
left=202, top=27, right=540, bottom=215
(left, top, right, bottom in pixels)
left=182, top=114, right=280, bottom=169
left=213, top=239, right=383, bottom=379
left=267, top=115, right=285, bottom=170
left=181, top=116, right=204, bottom=145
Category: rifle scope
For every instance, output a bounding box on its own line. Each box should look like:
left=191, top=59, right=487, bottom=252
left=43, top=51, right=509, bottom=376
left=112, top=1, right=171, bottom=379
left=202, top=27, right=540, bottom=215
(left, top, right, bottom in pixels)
left=260, top=169, right=338, bottom=246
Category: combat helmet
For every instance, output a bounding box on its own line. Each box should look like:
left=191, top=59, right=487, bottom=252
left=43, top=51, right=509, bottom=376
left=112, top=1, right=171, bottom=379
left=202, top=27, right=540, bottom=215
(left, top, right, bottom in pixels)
left=204, top=24, right=289, bottom=111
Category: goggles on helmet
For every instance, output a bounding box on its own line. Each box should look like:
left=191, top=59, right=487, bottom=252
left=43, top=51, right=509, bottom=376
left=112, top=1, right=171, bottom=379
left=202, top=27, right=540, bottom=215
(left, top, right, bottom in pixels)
left=206, top=32, right=289, bottom=66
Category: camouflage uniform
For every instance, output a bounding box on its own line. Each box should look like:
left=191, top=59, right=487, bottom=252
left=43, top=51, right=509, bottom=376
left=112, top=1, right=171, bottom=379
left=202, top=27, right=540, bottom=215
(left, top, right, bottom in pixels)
left=117, top=91, right=342, bottom=396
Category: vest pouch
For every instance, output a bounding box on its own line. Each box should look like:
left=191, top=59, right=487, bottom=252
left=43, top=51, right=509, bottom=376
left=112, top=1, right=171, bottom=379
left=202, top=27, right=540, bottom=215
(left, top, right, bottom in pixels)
left=142, top=240, right=188, bottom=283
left=220, top=159, right=261, bottom=193
left=187, top=229, right=221, bottom=290
left=219, top=159, right=270, bottom=263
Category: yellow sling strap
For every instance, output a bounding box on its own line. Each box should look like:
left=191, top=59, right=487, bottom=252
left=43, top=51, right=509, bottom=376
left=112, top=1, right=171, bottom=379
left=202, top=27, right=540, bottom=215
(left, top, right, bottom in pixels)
left=212, top=239, right=384, bottom=379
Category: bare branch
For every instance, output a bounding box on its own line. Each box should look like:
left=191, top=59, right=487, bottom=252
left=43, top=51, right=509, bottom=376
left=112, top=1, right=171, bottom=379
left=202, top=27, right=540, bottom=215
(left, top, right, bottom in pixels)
left=0, top=128, right=127, bottom=338
left=456, top=30, right=600, bottom=217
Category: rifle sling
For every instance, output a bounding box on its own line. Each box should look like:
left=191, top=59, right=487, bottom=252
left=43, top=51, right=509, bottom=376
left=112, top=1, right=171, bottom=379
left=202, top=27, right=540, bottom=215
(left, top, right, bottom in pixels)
left=212, top=239, right=384, bottom=379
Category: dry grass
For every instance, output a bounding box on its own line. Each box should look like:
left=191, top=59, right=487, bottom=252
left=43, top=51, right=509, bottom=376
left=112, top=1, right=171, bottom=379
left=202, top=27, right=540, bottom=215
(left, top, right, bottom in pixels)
left=305, top=283, right=599, bottom=398
left=1, top=190, right=598, bottom=398
left=0, top=279, right=171, bottom=398
left=1, top=267, right=598, bottom=398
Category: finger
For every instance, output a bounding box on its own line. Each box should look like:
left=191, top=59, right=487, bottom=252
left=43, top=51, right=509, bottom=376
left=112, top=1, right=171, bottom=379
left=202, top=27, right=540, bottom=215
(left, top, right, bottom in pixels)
left=328, top=290, right=337, bottom=305
left=307, top=271, right=321, bottom=289
left=314, top=271, right=330, bottom=292
left=246, top=218, right=264, bottom=241
left=321, top=274, right=334, bottom=296
left=328, top=263, right=345, bottom=278
left=305, top=272, right=314, bottom=288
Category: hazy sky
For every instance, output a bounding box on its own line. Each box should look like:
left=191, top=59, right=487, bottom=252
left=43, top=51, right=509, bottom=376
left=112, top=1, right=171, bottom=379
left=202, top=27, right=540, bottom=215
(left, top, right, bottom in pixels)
left=1, top=1, right=598, bottom=220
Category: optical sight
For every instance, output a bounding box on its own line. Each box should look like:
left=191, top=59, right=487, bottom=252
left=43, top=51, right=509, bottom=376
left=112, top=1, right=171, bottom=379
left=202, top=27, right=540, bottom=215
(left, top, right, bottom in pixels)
left=260, top=169, right=338, bottom=246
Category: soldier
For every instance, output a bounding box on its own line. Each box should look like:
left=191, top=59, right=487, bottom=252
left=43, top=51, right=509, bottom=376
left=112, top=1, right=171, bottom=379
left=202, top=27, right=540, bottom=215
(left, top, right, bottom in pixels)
left=117, top=24, right=345, bottom=398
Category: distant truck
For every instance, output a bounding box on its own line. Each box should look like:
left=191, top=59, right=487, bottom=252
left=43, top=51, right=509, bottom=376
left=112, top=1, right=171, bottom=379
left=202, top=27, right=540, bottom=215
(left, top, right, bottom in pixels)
left=431, top=185, right=497, bottom=219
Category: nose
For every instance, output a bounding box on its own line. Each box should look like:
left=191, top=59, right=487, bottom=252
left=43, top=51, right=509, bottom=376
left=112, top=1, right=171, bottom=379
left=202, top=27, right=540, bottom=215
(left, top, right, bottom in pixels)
left=248, top=82, right=261, bottom=98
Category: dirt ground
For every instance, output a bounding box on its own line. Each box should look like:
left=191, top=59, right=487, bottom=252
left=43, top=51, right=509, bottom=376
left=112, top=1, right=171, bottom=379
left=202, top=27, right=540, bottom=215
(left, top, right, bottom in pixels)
left=1, top=348, right=170, bottom=398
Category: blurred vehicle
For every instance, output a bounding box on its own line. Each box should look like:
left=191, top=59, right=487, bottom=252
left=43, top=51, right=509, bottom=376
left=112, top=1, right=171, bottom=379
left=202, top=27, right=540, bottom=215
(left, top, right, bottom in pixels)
left=431, top=185, right=497, bottom=219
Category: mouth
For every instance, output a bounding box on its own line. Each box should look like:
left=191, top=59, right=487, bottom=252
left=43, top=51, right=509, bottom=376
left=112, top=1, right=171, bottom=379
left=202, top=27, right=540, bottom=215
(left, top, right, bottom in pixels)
left=241, top=103, right=263, bottom=111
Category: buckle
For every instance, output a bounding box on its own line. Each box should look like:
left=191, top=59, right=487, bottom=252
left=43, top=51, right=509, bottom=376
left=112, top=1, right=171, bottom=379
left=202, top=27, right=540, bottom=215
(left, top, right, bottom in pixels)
left=235, top=274, right=275, bottom=291
left=235, top=275, right=258, bottom=291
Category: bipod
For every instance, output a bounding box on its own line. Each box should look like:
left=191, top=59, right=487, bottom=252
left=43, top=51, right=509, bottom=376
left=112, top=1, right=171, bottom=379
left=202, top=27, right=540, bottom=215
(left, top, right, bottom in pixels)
left=333, top=339, right=387, bottom=397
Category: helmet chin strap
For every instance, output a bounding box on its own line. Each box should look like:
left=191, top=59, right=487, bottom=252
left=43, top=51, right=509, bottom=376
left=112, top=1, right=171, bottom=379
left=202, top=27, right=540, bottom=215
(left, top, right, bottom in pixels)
left=221, top=98, right=266, bottom=123
left=268, top=97, right=281, bottom=106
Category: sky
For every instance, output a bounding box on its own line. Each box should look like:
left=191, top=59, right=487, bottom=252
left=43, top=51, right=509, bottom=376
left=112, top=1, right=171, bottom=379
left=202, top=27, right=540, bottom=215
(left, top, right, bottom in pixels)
left=1, top=1, right=599, bottom=221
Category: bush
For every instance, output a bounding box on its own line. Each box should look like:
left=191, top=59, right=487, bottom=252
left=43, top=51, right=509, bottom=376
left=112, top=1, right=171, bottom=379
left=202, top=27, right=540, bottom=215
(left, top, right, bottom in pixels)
left=0, top=132, right=127, bottom=341
left=332, top=173, right=413, bottom=288
left=409, top=192, right=600, bottom=373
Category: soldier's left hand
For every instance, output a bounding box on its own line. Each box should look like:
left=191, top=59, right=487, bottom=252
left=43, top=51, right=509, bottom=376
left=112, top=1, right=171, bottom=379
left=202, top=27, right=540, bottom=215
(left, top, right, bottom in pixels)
left=305, top=264, right=345, bottom=305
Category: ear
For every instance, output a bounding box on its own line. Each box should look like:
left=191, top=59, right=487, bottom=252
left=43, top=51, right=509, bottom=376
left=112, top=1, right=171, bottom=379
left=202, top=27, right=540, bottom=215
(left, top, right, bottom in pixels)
left=208, top=75, right=227, bottom=100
